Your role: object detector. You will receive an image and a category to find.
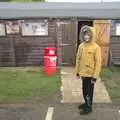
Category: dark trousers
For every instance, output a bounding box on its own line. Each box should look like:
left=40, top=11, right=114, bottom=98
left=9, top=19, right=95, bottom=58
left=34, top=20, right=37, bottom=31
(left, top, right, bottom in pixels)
left=82, top=77, right=95, bottom=108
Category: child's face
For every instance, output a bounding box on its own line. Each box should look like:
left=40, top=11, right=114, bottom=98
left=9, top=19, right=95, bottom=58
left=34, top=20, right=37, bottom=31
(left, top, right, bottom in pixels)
left=84, top=33, right=92, bottom=42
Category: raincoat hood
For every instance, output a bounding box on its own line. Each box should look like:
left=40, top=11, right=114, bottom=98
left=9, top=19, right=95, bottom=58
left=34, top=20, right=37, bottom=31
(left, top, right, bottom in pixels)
left=80, top=25, right=96, bottom=43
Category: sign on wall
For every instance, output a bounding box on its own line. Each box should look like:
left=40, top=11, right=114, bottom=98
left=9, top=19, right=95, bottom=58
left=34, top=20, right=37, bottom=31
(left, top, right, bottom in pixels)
left=6, top=21, right=20, bottom=35
left=22, top=22, right=48, bottom=36
left=116, top=23, right=120, bottom=36
left=0, top=23, right=5, bottom=36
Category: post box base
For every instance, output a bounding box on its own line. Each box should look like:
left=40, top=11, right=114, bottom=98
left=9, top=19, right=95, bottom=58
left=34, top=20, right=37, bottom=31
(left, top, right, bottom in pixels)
left=44, top=66, right=57, bottom=76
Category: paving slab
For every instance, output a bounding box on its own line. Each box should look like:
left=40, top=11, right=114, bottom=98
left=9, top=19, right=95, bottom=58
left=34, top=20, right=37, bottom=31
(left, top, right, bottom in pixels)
left=61, top=67, right=111, bottom=103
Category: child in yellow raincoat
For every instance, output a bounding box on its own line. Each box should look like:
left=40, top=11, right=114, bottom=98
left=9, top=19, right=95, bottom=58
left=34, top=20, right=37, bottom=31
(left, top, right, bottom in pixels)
left=76, top=25, right=101, bottom=115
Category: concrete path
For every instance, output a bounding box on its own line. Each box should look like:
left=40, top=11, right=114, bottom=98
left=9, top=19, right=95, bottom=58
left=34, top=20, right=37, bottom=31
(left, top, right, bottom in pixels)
left=61, top=67, right=111, bottom=103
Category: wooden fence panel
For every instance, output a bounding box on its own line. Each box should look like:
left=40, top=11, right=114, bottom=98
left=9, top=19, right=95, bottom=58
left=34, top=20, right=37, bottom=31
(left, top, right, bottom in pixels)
left=0, top=36, right=55, bottom=66
left=0, top=38, right=15, bottom=66
left=15, top=37, right=56, bottom=66
left=110, top=36, right=120, bottom=64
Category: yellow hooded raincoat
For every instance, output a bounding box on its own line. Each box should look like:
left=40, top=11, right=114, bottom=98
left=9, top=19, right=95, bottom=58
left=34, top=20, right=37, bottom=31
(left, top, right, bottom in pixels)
left=76, top=26, right=101, bottom=79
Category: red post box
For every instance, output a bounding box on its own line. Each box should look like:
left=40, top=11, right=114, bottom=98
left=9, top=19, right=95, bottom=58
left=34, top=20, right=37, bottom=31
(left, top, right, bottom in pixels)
left=44, top=47, right=57, bottom=76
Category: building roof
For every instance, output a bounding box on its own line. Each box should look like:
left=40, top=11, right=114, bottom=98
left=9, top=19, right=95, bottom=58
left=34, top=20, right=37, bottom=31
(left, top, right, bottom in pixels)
left=0, top=2, right=120, bottom=19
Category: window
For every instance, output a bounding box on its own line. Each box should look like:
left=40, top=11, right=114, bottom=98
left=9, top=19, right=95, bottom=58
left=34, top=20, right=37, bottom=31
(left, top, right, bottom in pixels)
left=0, top=23, right=5, bottom=36
left=21, top=22, right=48, bottom=36
left=116, top=23, right=120, bottom=36
left=6, top=21, right=20, bottom=35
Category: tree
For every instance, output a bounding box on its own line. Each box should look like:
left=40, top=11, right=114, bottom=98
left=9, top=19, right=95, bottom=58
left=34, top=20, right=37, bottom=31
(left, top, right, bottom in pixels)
left=0, top=0, right=45, bottom=2
left=0, top=0, right=9, bottom=1
left=10, top=0, right=45, bottom=2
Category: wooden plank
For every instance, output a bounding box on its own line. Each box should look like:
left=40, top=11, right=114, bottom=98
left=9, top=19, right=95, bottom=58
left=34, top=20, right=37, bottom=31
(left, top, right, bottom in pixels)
left=94, top=20, right=111, bottom=66
left=15, top=36, right=55, bottom=66
left=0, top=35, right=56, bottom=66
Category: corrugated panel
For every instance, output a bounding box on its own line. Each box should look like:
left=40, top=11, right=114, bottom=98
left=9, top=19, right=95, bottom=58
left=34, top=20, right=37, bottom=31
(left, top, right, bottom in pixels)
left=1, top=2, right=120, bottom=19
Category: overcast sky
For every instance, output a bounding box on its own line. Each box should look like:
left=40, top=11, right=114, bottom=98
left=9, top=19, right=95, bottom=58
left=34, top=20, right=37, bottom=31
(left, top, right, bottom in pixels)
left=47, top=0, right=120, bottom=2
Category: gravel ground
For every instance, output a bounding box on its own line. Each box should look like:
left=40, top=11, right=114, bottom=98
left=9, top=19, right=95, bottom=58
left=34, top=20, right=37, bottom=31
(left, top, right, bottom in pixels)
left=0, top=92, right=120, bottom=120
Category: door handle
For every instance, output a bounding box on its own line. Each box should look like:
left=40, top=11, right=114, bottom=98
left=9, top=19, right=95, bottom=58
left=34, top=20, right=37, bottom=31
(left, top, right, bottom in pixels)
left=59, top=44, right=72, bottom=46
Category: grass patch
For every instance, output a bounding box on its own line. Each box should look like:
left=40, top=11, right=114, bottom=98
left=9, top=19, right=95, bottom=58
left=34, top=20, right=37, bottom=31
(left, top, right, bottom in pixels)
left=0, top=67, right=61, bottom=103
left=100, top=67, right=120, bottom=103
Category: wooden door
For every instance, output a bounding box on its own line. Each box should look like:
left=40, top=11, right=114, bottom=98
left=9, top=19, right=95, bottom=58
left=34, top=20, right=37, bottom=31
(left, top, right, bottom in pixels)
left=56, top=20, right=77, bottom=66
left=94, top=20, right=111, bottom=66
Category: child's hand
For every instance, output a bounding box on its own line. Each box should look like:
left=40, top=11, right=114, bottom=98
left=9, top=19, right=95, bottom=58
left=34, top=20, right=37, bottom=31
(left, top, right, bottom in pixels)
left=76, top=73, right=79, bottom=77
left=76, top=73, right=80, bottom=79
left=91, top=78, right=97, bottom=84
